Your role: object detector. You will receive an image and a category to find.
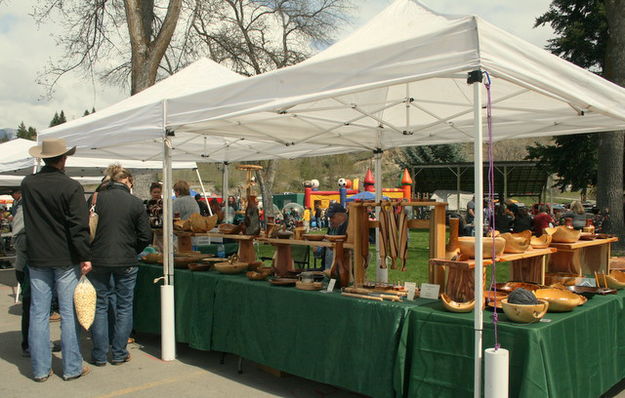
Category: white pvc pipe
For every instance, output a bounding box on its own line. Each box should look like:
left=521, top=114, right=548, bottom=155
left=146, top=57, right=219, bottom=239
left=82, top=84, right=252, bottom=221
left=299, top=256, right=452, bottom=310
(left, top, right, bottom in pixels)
left=473, top=79, right=484, bottom=398
left=195, top=168, right=213, bottom=216
left=160, top=100, right=176, bottom=361
left=374, top=150, right=387, bottom=283
left=160, top=285, right=176, bottom=361
left=222, top=162, right=230, bottom=222
left=485, top=348, right=509, bottom=398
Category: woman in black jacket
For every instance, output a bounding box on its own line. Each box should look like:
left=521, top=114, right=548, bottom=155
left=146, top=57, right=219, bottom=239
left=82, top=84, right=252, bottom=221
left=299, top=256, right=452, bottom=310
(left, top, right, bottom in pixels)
left=87, top=164, right=151, bottom=366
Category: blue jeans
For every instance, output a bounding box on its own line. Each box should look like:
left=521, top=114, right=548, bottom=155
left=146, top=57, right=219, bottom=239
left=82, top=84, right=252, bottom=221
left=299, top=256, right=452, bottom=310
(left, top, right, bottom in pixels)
left=29, top=265, right=82, bottom=379
left=87, top=266, right=138, bottom=363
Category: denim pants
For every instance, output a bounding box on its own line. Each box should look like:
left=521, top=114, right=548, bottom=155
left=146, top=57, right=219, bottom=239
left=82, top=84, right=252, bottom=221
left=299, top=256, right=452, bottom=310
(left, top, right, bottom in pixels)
left=29, top=265, right=82, bottom=379
left=87, top=266, right=138, bottom=363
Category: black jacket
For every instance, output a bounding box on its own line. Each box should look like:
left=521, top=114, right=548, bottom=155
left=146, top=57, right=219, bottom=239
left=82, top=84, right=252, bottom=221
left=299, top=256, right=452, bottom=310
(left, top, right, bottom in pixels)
left=21, top=166, right=91, bottom=267
left=90, top=182, right=152, bottom=267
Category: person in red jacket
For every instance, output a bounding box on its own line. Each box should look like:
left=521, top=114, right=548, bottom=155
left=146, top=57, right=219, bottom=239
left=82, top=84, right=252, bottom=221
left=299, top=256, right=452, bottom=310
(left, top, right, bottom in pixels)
left=531, top=205, right=554, bottom=236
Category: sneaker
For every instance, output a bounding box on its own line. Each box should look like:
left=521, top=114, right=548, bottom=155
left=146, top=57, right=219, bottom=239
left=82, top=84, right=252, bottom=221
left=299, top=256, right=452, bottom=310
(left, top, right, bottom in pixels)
left=22, top=348, right=30, bottom=358
left=49, top=312, right=61, bottom=322
left=51, top=341, right=61, bottom=352
left=127, top=337, right=135, bottom=344
left=111, top=353, right=131, bottom=366
left=63, top=366, right=90, bottom=381
left=34, top=370, right=53, bottom=382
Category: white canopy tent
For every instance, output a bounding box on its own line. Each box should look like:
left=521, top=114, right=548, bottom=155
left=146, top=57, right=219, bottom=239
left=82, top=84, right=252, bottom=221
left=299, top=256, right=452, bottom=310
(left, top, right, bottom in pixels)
left=39, top=0, right=625, bottom=395
left=0, top=138, right=197, bottom=176
left=0, top=174, right=101, bottom=189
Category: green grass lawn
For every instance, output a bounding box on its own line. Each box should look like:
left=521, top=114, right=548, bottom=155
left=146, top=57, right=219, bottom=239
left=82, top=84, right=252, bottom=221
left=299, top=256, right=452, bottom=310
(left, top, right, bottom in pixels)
left=255, top=229, right=511, bottom=286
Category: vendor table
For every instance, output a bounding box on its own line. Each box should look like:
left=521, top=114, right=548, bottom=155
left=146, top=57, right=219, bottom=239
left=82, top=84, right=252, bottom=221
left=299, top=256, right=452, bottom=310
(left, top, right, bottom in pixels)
left=134, top=264, right=625, bottom=398
left=549, top=237, right=618, bottom=275
left=430, top=247, right=556, bottom=301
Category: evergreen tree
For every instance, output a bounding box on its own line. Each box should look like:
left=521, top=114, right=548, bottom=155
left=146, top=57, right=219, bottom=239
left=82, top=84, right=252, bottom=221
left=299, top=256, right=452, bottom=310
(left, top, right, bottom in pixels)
left=83, top=109, right=90, bottom=116
left=16, top=122, right=28, bottom=137
left=16, top=121, right=37, bottom=140
left=58, top=110, right=66, bottom=123
left=395, top=144, right=465, bottom=169
left=49, top=112, right=60, bottom=127
left=91, top=107, right=96, bottom=113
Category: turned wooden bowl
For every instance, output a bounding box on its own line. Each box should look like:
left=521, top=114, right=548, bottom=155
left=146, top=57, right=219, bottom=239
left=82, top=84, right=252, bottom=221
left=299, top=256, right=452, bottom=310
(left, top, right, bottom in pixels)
left=457, top=237, right=506, bottom=259
left=324, top=234, right=347, bottom=242
left=440, top=293, right=475, bottom=313
left=530, top=234, right=552, bottom=249
left=501, top=298, right=549, bottom=323
left=302, top=233, right=325, bottom=241
left=534, top=288, right=586, bottom=312
left=214, top=261, right=248, bottom=274
left=500, top=230, right=532, bottom=253
left=605, top=270, right=625, bottom=289
left=218, top=223, right=241, bottom=235
left=548, top=226, right=581, bottom=243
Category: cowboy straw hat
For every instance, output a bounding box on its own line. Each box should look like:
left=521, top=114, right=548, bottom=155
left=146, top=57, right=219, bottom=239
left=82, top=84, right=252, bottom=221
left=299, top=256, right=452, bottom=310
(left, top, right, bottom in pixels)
left=28, top=138, right=76, bottom=159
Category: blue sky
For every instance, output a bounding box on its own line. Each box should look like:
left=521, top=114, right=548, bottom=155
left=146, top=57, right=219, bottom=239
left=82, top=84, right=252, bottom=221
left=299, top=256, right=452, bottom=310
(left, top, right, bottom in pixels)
left=0, top=0, right=553, bottom=131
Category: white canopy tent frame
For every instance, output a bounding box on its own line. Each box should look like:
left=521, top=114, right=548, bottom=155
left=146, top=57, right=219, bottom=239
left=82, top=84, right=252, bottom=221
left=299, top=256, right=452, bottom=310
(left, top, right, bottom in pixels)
left=37, top=1, right=625, bottom=395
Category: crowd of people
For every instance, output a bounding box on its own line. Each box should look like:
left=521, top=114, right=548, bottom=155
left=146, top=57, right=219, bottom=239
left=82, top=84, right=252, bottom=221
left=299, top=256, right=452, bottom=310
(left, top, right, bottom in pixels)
left=461, top=196, right=610, bottom=237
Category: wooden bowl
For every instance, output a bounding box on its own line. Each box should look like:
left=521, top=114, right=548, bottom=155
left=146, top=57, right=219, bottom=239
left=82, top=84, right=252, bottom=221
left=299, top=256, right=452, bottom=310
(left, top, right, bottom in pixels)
left=325, top=234, right=347, bottom=242
left=545, top=273, right=583, bottom=286
left=534, top=288, right=585, bottom=312
left=302, top=233, right=325, bottom=241
left=276, top=230, right=293, bottom=239
left=549, top=226, right=581, bottom=243
left=246, top=270, right=270, bottom=281
left=457, top=237, right=506, bottom=259
left=269, top=277, right=297, bottom=286
left=218, top=223, right=241, bottom=235
left=295, top=281, right=324, bottom=291
left=500, top=230, right=532, bottom=253
left=579, top=233, right=597, bottom=240
left=440, top=293, right=475, bottom=313
left=530, top=234, right=552, bottom=249
left=188, top=263, right=213, bottom=272
left=142, top=253, right=163, bottom=264
left=214, top=261, right=248, bottom=274
left=494, top=281, right=544, bottom=293
left=484, top=291, right=508, bottom=309
left=605, top=270, right=625, bottom=289
left=501, top=298, right=549, bottom=323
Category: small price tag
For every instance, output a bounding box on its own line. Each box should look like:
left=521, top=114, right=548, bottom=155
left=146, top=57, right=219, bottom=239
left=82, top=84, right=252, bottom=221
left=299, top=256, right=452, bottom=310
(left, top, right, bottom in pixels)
left=404, top=282, right=417, bottom=301
left=420, top=283, right=440, bottom=300
left=326, top=278, right=336, bottom=292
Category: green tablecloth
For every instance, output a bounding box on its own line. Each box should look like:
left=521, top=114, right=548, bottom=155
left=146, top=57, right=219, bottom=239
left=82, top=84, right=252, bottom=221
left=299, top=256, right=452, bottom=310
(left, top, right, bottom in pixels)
left=134, top=264, right=625, bottom=398
left=401, top=293, right=625, bottom=398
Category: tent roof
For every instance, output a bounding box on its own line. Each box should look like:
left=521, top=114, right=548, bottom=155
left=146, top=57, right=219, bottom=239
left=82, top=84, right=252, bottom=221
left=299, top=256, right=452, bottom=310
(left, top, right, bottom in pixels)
left=0, top=175, right=101, bottom=191
left=41, top=0, right=625, bottom=162
left=413, top=161, right=549, bottom=198
left=0, top=138, right=196, bottom=176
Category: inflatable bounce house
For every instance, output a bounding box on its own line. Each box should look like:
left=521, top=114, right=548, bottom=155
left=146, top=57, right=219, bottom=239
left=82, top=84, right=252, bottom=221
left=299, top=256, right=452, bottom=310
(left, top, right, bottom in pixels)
left=301, top=168, right=413, bottom=209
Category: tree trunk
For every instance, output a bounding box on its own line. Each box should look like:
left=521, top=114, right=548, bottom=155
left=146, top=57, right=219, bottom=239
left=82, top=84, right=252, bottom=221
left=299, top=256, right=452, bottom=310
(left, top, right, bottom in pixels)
left=256, top=160, right=277, bottom=218
left=600, top=0, right=625, bottom=248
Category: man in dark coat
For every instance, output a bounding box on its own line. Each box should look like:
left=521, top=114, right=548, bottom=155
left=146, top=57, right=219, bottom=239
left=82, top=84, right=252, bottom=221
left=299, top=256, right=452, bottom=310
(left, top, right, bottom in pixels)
left=21, top=138, right=92, bottom=382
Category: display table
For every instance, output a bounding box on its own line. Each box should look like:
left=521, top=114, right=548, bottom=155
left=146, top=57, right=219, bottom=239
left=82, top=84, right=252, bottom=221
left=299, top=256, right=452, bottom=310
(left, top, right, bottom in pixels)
left=134, top=264, right=625, bottom=398
left=549, top=237, right=618, bottom=275
left=400, top=292, right=625, bottom=398
left=430, top=247, right=556, bottom=300
left=134, top=263, right=416, bottom=398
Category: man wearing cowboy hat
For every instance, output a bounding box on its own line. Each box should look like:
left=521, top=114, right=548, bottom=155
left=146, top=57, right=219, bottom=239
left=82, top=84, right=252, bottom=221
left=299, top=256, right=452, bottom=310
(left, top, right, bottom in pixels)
left=21, top=138, right=92, bottom=382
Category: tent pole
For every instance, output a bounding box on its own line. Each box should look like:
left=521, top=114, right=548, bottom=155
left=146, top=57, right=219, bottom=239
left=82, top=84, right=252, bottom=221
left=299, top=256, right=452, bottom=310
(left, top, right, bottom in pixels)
left=472, top=75, right=484, bottom=398
left=503, top=165, right=508, bottom=200
left=457, top=166, right=461, bottom=211
left=222, top=162, right=230, bottom=222
left=160, top=127, right=176, bottom=361
left=374, top=148, right=386, bottom=282
left=195, top=167, right=213, bottom=216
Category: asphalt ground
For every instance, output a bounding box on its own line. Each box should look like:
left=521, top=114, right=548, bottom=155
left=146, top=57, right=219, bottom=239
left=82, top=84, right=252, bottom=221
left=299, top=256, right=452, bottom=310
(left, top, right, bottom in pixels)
left=0, top=268, right=364, bottom=398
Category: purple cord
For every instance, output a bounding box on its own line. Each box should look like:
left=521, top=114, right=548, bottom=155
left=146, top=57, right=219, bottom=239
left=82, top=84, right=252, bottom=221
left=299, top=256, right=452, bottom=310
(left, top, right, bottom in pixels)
left=484, top=71, right=500, bottom=350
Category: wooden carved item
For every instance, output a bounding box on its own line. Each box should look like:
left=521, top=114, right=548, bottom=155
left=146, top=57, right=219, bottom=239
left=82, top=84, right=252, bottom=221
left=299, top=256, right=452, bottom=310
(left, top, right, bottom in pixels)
left=359, top=206, right=370, bottom=270
left=445, top=218, right=460, bottom=260
left=378, top=207, right=388, bottom=269
left=330, top=237, right=350, bottom=288
left=243, top=196, right=261, bottom=236
left=398, top=209, right=408, bottom=271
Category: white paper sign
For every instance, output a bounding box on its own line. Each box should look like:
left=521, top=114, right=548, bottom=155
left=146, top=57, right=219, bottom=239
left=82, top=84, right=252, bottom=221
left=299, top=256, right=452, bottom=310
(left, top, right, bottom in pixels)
left=326, top=278, right=337, bottom=292
left=404, top=282, right=417, bottom=301
left=420, top=283, right=440, bottom=300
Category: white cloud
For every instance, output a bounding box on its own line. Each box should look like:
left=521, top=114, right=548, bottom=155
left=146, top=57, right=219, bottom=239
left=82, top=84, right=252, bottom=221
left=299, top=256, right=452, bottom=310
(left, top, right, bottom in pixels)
left=0, top=0, right=553, bottom=131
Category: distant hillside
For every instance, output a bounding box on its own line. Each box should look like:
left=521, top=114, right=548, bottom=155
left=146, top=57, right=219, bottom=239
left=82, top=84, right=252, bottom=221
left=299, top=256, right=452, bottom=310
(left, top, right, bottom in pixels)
left=0, top=128, right=16, bottom=141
